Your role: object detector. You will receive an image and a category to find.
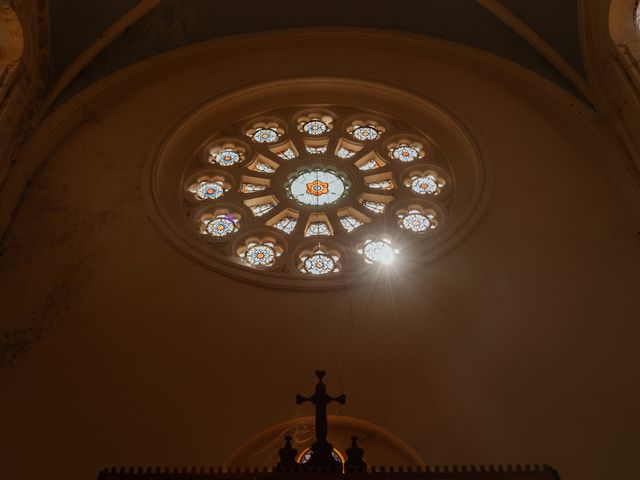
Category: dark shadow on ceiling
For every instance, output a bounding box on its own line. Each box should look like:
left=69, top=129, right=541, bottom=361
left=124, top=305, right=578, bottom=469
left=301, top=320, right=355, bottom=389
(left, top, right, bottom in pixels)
left=497, top=0, right=586, bottom=76
left=49, top=0, right=140, bottom=78
left=51, top=0, right=587, bottom=106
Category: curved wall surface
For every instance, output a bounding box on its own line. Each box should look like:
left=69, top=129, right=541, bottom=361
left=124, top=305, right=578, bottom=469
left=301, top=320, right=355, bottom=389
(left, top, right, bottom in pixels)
left=1, top=30, right=639, bottom=480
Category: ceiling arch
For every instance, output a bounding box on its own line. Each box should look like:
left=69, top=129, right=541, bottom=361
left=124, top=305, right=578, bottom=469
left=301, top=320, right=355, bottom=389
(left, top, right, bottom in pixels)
left=47, top=0, right=588, bottom=108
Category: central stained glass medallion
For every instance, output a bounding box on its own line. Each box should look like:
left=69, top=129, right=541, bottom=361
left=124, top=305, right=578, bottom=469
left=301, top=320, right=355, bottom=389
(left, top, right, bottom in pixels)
left=288, top=169, right=348, bottom=206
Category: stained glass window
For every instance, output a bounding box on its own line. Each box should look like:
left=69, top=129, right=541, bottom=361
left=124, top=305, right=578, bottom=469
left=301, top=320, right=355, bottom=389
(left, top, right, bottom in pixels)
left=178, top=105, right=455, bottom=284
left=201, top=215, right=237, bottom=237
left=249, top=202, right=275, bottom=217
left=277, top=148, right=297, bottom=160
left=303, top=120, right=328, bottom=136
left=305, top=221, right=331, bottom=236
left=273, top=216, right=297, bottom=234
left=360, top=239, right=397, bottom=264
left=253, top=128, right=279, bottom=143
left=194, top=181, right=225, bottom=200
left=306, top=145, right=327, bottom=154
left=391, top=145, right=419, bottom=162
left=298, top=448, right=343, bottom=464
left=362, top=200, right=385, bottom=214
left=353, top=126, right=380, bottom=141
left=253, top=161, right=276, bottom=173
left=213, top=149, right=241, bottom=166
left=240, top=183, right=267, bottom=193
left=398, top=211, right=432, bottom=233
left=410, top=175, right=439, bottom=195
left=339, top=215, right=363, bottom=232
left=299, top=250, right=340, bottom=275
left=243, top=243, right=276, bottom=267
left=366, top=180, right=394, bottom=190
left=337, top=147, right=356, bottom=158
left=288, top=170, right=347, bottom=206
left=358, top=159, right=379, bottom=171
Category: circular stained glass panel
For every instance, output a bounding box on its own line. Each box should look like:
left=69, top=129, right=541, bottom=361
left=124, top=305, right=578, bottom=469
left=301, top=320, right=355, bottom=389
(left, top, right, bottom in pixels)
left=353, top=126, right=379, bottom=141
left=214, top=149, right=241, bottom=166
left=152, top=92, right=477, bottom=288
left=401, top=212, right=431, bottom=233
left=196, top=181, right=224, bottom=199
left=288, top=170, right=347, bottom=206
left=205, top=216, right=236, bottom=237
left=245, top=244, right=276, bottom=267
left=410, top=175, right=438, bottom=195
left=362, top=240, right=396, bottom=264
left=303, top=120, right=328, bottom=136
left=304, top=253, right=336, bottom=275
left=392, top=145, right=419, bottom=162
left=253, top=128, right=279, bottom=143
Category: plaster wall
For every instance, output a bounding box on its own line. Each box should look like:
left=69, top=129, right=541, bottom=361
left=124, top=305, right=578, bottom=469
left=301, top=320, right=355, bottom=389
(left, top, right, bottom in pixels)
left=1, top=31, right=639, bottom=480
left=0, top=0, right=49, bottom=189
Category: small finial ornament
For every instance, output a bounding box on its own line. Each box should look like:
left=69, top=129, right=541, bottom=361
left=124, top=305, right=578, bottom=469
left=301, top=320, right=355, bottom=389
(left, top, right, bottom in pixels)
left=346, top=436, right=367, bottom=472
left=276, top=435, right=299, bottom=471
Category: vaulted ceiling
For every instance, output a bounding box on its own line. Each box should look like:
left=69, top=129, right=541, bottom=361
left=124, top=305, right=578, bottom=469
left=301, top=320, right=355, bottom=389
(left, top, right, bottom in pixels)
left=48, top=0, right=588, bottom=105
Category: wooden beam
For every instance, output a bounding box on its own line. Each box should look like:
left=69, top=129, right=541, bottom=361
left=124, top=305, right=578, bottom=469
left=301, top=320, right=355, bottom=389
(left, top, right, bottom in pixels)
left=476, top=0, right=593, bottom=101
left=37, top=0, right=161, bottom=118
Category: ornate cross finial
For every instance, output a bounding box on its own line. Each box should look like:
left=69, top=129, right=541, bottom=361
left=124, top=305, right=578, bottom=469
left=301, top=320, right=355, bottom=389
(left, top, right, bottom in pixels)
left=296, top=371, right=346, bottom=468
left=276, top=435, right=298, bottom=471
left=345, top=436, right=367, bottom=472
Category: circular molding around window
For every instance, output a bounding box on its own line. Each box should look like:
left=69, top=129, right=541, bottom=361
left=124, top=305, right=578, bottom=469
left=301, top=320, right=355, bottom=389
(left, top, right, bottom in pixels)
left=144, top=78, right=488, bottom=289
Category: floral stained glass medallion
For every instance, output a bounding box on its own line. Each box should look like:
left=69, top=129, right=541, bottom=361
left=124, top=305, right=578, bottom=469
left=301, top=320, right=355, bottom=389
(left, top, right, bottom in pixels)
left=360, top=239, right=397, bottom=264
left=193, top=181, right=225, bottom=200
left=202, top=215, right=237, bottom=237
left=246, top=245, right=274, bottom=266
left=300, top=250, right=340, bottom=275
left=353, top=126, right=379, bottom=141
left=303, top=120, right=328, bottom=136
left=288, top=170, right=347, bottom=206
left=213, top=149, right=241, bottom=166
left=391, top=145, right=419, bottom=162
left=399, top=211, right=432, bottom=233
left=410, top=175, right=439, bottom=195
left=253, top=128, right=279, bottom=143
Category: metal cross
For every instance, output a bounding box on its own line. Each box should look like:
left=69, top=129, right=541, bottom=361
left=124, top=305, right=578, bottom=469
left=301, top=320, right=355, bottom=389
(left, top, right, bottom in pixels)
left=296, top=371, right=346, bottom=453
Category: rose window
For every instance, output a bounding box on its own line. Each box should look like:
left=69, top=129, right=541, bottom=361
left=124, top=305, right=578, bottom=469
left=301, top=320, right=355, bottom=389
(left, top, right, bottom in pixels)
left=173, top=104, right=457, bottom=285
left=148, top=80, right=486, bottom=288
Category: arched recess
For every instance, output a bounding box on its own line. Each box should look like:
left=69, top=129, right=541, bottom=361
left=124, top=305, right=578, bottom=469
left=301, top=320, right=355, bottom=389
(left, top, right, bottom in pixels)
left=225, top=415, right=424, bottom=468
left=0, top=4, right=24, bottom=103
left=609, top=0, right=640, bottom=58
left=581, top=0, right=640, bottom=180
